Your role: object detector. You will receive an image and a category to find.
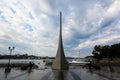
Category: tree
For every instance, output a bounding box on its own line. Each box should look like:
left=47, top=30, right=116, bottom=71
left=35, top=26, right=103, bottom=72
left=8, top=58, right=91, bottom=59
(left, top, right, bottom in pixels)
left=92, top=45, right=102, bottom=60
left=92, top=43, right=120, bottom=60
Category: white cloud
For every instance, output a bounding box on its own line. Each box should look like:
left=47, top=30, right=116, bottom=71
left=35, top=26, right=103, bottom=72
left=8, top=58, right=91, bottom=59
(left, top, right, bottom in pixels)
left=75, top=34, right=120, bottom=50
left=0, top=0, right=120, bottom=57
left=107, top=0, right=120, bottom=17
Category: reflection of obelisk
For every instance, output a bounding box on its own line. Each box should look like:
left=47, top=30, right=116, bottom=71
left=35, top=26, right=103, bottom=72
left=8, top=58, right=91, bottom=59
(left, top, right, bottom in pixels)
left=52, top=12, right=69, bottom=70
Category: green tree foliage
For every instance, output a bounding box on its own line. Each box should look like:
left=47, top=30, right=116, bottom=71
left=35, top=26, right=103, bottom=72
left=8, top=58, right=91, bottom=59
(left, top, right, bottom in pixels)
left=92, top=43, right=120, bottom=60
left=110, top=43, right=120, bottom=58
left=92, top=45, right=102, bottom=60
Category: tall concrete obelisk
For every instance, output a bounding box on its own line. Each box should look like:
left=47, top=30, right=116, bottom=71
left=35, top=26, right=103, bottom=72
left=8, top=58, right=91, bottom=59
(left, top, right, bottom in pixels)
left=52, top=12, right=69, bottom=70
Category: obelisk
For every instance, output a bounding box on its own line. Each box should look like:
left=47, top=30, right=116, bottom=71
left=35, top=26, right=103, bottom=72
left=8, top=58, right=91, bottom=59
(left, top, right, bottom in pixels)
left=52, top=12, right=69, bottom=70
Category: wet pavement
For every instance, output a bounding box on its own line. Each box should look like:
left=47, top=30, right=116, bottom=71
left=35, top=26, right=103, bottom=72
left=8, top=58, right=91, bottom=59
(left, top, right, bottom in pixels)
left=0, top=66, right=120, bottom=80
left=0, top=60, right=120, bottom=80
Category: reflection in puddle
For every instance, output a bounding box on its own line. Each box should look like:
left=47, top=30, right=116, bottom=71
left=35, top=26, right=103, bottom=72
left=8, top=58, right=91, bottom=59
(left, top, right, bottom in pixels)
left=4, top=71, right=10, bottom=79
left=52, top=70, right=68, bottom=80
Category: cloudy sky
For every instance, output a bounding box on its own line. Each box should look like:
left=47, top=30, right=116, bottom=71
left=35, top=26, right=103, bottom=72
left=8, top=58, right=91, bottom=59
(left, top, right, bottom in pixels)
left=0, top=0, right=120, bottom=57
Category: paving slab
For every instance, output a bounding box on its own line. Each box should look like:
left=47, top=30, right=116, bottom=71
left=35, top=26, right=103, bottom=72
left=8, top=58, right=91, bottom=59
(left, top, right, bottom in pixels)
left=0, top=66, right=120, bottom=80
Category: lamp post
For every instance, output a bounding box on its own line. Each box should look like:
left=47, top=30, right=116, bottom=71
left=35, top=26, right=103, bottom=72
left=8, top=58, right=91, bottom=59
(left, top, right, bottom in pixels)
left=5, top=46, right=15, bottom=72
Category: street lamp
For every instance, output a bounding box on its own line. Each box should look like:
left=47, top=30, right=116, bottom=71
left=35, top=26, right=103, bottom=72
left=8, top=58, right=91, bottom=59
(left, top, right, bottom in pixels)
left=5, top=46, right=15, bottom=73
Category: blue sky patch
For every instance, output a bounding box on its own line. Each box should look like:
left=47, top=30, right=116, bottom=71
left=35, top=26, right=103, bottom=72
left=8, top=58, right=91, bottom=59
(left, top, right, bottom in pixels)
left=25, top=23, right=33, bottom=32
left=10, top=8, right=16, bottom=14
left=0, top=10, right=2, bottom=15
left=29, top=12, right=34, bottom=19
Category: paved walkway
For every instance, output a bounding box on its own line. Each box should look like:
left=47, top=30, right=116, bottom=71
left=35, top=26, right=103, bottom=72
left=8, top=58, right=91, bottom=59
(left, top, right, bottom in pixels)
left=0, top=67, right=120, bottom=80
